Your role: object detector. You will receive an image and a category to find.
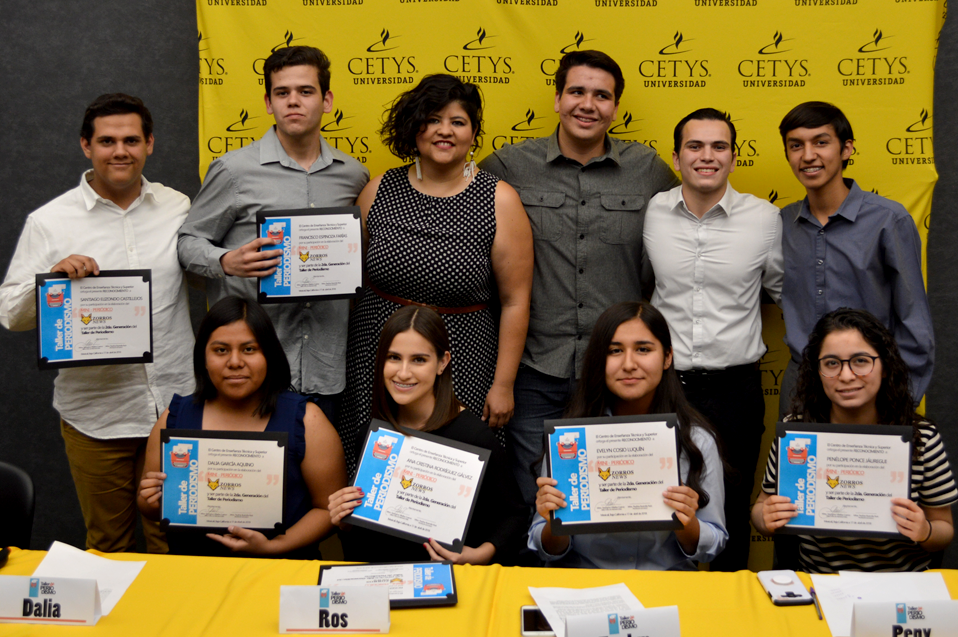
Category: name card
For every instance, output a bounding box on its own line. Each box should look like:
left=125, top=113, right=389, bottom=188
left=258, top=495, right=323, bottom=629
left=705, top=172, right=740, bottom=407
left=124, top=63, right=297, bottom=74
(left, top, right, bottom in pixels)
left=280, top=585, right=390, bottom=634
left=0, top=575, right=101, bottom=626
left=852, top=600, right=958, bottom=637
left=566, top=606, right=680, bottom=637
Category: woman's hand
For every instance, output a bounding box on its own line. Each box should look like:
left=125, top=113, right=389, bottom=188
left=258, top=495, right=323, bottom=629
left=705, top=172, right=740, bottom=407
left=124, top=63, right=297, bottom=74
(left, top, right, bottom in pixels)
left=328, top=486, right=364, bottom=527
left=891, top=497, right=931, bottom=542
left=761, top=494, right=798, bottom=532
left=206, top=526, right=275, bottom=555
left=664, top=485, right=701, bottom=554
left=423, top=539, right=495, bottom=565
left=137, top=471, right=166, bottom=510
left=482, top=382, right=514, bottom=428
left=534, top=476, right=566, bottom=521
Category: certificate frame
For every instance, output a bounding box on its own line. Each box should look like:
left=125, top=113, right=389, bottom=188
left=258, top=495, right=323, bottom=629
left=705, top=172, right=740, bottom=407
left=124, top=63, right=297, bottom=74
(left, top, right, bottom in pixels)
left=255, top=207, right=363, bottom=304
left=317, top=561, right=458, bottom=608
left=545, top=414, right=683, bottom=536
left=774, top=421, right=913, bottom=539
left=35, top=270, right=153, bottom=370
left=348, top=420, right=491, bottom=553
left=159, top=429, right=288, bottom=535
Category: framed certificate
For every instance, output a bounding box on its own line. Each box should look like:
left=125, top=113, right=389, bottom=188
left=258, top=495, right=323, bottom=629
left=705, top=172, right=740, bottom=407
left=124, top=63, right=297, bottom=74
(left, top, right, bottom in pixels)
left=256, top=207, right=363, bottom=303
left=349, top=420, right=490, bottom=552
left=318, top=561, right=458, bottom=608
left=545, top=414, right=682, bottom=536
left=775, top=422, right=913, bottom=538
left=159, top=429, right=288, bottom=534
left=35, top=270, right=153, bottom=370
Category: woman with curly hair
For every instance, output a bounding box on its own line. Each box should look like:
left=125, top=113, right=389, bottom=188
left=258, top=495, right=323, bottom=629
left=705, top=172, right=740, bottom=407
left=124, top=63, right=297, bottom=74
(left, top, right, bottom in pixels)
left=752, top=308, right=956, bottom=572
left=338, top=74, right=532, bottom=472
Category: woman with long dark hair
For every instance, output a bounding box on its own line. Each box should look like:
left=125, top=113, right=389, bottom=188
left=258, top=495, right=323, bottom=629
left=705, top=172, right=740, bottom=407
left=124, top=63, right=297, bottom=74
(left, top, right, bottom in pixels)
left=531, top=301, right=727, bottom=569
left=330, top=305, right=527, bottom=564
left=752, top=308, right=956, bottom=572
left=137, top=296, right=347, bottom=558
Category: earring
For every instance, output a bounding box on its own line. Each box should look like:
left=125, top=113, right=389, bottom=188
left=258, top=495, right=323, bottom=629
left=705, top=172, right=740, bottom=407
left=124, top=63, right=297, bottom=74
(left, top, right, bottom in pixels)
left=414, top=155, right=423, bottom=181
left=463, top=149, right=477, bottom=180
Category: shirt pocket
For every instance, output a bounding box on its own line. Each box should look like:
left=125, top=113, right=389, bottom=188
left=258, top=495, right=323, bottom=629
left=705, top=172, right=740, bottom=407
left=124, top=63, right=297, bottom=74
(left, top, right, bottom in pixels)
left=599, top=194, right=646, bottom=245
left=518, top=189, right=565, bottom=242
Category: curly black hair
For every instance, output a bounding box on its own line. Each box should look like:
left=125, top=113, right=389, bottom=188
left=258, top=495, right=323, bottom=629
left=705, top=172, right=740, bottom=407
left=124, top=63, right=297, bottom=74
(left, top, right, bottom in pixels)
left=789, top=307, right=925, bottom=454
left=379, top=74, right=483, bottom=162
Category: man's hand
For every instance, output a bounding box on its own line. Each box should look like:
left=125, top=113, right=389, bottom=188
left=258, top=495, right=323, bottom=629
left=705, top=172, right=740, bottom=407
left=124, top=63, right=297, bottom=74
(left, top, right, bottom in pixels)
left=51, top=255, right=99, bottom=279
left=220, top=237, right=283, bottom=278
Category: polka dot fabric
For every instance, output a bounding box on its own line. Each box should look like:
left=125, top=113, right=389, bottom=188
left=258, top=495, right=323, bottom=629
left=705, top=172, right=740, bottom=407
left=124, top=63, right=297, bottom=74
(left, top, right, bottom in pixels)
left=339, top=167, right=501, bottom=475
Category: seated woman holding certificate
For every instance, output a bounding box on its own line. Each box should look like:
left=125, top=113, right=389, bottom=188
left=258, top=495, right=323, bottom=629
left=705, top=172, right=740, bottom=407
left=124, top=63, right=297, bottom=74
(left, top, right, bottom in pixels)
left=752, top=308, right=956, bottom=572
left=137, top=296, right=347, bottom=558
left=530, top=301, right=728, bottom=569
left=329, top=305, right=527, bottom=565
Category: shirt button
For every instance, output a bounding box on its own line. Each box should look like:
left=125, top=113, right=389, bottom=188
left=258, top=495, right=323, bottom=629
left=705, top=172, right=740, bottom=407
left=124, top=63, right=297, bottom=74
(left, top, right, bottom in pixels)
left=577, top=335, right=582, bottom=341
left=579, top=234, right=585, bottom=240
left=819, top=229, right=825, bottom=235
left=578, top=268, right=584, bottom=274
left=304, top=334, right=310, bottom=340
left=818, top=259, right=823, bottom=265
left=578, top=303, right=584, bottom=309
left=305, top=302, right=311, bottom=308
left=818, top=290, right=823, bottom=295
left=580, top=200, right=587, bottom=206
left=309, top=203, right=315, bottom=208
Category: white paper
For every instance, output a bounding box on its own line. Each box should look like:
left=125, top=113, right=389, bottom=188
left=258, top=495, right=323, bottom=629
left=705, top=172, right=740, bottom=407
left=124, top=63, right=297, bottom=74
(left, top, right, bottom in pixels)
left=851, top=600, right=958, bottom=637
left=566, top=606, right=680, bottom=637
left=33, top=542, right=145, bottom=616
left=811, top=572, right=951, bottom=637
left=529, top=583, right=644, bottom=637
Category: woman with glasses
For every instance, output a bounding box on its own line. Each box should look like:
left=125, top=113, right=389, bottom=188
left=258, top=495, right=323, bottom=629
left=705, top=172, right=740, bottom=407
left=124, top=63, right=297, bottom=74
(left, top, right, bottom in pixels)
left=751, top=308, right=956, bottom=572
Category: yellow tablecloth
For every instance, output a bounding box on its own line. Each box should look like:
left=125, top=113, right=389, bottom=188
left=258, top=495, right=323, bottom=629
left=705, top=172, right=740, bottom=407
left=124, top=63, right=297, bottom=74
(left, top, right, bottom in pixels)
left=2, top=548, right=955, bottom=636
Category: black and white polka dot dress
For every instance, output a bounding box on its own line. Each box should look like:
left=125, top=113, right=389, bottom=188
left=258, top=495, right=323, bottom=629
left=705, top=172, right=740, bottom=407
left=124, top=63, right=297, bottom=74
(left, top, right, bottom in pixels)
left=339, top=167, right=500, bottom=474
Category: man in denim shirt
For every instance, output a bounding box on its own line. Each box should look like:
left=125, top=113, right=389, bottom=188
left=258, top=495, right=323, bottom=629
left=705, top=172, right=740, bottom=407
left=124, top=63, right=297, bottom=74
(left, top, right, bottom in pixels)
left=480, top=50, right=678, bottom=505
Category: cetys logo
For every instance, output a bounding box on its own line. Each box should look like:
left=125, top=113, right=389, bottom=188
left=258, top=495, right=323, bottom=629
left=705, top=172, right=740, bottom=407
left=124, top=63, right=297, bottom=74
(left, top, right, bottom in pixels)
left=321, top=108, right=372, bottom=163
left=540, top=31, right=596, bottom=84
left=838, top=29, right=907, bottom=86
left=199, top=32, right=227, bottom=86
left=725, top=113, right=759, bottom=167
left=886, top=109, right=933, bottom=166
left=207, top=109, right=261, bottom=157
left=348, top=28, right=417, bottom=85
left=738, top=31, right=808, bottom=88
left=492, top=108, right=546, bottom=150
left=608, top=112, right=659, bottom=150
left=443, top=27, right=514, bottom=84
left=639, top=32, right=709, bottom=88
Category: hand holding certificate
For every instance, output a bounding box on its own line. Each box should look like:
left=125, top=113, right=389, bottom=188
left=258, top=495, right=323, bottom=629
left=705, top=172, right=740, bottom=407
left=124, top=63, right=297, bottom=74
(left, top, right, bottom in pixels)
left=774, top=422, right=912, bottom=538
left=544, top=415, right=682, bottom=536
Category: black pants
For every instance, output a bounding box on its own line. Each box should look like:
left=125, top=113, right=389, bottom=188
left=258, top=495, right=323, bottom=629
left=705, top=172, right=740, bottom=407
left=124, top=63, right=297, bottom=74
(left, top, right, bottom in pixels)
left=678, top=363, right=765, bottom=572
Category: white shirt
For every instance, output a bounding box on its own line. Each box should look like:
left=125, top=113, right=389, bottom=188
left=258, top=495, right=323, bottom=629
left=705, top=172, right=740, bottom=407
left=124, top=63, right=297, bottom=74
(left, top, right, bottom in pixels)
left=643, top=183, right=783, bottom=370
left=0, top=171, right=195, bottom=438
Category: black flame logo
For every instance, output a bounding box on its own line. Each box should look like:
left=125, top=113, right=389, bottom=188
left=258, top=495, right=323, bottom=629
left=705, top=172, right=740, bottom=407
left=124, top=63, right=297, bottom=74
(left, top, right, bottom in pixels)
left=758, top=31, right=792, bottom=55
left=511, top=109, right=544, bottom=132
left=905, top=108, right=932, bottom=133
left=464, top=26, right=495, bottom=51
left=226, top=109, right=258, bottom=132
left=609, top=112, right=642, bottom=136
left=858, top=28, right=892, bottom=53
left=367, top=28, right=399, bottom=53
left=560, top=31, right=593, bottom=54
left=659, top=32, right=692, bottom=55
left=321, top=108, right=353, bottom=133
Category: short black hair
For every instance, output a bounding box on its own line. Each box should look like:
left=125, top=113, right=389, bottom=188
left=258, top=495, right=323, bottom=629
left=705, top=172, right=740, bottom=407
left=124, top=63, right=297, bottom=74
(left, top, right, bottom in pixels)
left=554, top=50, right=624, bottom=103
left=673, top=108, right=736, bottom=153
left=380, top=74, right=483, bottom=162
left=264, top=46, right=331, bottom=96
left=779, top=101, right=855, bottom=169
left=193, top=296, right=291, bottom=417
left=80, top=93, right=153, bottom=142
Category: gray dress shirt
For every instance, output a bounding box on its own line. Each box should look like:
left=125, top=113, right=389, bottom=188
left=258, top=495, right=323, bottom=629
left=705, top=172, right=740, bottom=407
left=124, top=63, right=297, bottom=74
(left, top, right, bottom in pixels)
left=480, top=128, right=679, bottom=379
left=781, top=178, right=934, bottom=400
left=178, top=127, right=369, bottom=395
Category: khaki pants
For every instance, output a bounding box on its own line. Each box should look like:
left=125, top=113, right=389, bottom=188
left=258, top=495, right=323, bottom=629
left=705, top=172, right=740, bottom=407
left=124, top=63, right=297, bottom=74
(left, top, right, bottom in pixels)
left=60, top=420, right=167, bottom=553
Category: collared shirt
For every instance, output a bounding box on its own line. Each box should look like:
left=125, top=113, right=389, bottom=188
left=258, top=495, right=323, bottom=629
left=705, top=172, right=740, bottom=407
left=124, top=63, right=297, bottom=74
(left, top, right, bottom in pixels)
left=529, top=424, right=726, bottom=569
left=178, top=127, right=369, bottom=395
left=644, top=183, right=783, bottom=370
left=0, top=172, right=194, bottom=438
left=480, top=128, right=679, bottom=379
left=781, top=179, right=934, bottom=400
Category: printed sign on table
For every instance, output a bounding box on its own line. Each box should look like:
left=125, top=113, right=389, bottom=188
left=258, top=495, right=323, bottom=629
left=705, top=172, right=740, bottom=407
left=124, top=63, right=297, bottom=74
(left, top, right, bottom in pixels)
left=319, top=561, right=457, bottom=608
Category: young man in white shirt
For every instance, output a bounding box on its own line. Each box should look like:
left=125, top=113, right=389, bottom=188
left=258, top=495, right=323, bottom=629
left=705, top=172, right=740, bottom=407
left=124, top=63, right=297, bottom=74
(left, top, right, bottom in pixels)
left=643, top=108, right=783, bottom=570
left=0, top=94, right=194, bottom=552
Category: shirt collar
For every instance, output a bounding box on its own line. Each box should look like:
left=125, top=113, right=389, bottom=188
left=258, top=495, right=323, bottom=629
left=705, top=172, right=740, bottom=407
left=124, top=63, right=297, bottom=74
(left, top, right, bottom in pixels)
left=259, top=126, right=339, bottom=173
left=797, top=177, right=861, bottom=224
left=79, top=170, right=154, bottom=212
left=545, top=126, right=620, bottom=167
left=669, top=182, right=737, bottom=218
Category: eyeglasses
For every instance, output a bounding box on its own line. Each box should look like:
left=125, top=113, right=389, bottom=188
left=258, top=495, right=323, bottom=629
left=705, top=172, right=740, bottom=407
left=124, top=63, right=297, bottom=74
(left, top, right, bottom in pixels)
left=818, top=355, right=880, bottom=378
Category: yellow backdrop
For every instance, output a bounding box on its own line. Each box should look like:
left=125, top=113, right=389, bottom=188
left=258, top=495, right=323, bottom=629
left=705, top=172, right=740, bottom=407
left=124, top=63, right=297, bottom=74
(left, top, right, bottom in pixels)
left=196, top=0, right=945, bottom=570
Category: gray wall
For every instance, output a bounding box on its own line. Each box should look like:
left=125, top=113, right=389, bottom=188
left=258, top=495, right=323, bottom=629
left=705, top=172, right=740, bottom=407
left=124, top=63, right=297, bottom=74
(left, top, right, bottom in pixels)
left=1, top=2, right=956, bottom=567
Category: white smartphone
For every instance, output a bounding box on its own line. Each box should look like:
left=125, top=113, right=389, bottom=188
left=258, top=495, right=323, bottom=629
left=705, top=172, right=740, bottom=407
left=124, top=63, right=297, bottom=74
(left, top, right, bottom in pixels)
left=520, top=605, right=555, bottom=636
left=757, top=570, right=814, bottom=606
